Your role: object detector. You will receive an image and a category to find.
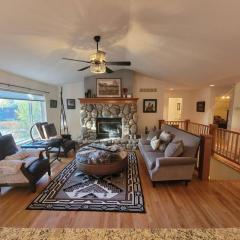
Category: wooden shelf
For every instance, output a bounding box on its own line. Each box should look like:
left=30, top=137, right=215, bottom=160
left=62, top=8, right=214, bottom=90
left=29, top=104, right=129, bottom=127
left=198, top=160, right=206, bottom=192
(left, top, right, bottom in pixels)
left=78, top=97, right=139, bottom=104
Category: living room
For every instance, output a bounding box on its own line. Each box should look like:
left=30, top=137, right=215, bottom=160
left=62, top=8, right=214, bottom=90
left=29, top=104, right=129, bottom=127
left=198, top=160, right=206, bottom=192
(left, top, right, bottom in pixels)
left=0, top=1, right=240, bottom=239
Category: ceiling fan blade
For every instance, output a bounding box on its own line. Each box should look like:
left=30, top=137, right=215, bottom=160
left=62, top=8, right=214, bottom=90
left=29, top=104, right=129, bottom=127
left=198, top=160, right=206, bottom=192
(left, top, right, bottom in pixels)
left=106, top=67, right=114, bottom=73
left=62, top=57, right=90, bottom=64
left=77, top=66, right=90, bottom=71
left=106, top=61, right=131, bottom=66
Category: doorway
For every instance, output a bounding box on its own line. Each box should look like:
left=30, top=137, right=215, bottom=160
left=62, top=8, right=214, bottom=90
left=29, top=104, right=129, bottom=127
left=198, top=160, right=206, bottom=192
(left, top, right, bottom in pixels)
left=168, top=98, right=183, bottom=121
left=213, top=96, right=230, bottom=129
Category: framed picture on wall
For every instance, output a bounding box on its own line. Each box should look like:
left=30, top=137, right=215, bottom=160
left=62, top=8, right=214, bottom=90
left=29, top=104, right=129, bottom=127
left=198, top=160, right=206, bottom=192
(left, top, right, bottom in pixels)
left=50, top=100, right=57, bottom=108
left=66, top=99, right=76, bottom=109
left=196, top=101, right=205, bottom=112
left=143, top=99, right=157, bottom=113
left=96, top=78, right=121, bottom=97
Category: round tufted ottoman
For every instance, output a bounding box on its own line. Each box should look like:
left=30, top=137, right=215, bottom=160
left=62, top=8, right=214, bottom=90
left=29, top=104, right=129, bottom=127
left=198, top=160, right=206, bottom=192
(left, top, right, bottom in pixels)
left=75, top=145, right=128, bottom=176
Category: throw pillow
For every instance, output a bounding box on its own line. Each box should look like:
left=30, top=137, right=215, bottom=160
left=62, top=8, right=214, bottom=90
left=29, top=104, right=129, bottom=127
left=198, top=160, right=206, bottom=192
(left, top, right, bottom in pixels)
left=147, top=129, right=161, bottom=140
left=159, top=131, right=172, bottom=143
left=150, top=136, right=161, bottom=150
left=164, top=140, right=184, bottom=157
left=158, top=142, right=168, bottom=153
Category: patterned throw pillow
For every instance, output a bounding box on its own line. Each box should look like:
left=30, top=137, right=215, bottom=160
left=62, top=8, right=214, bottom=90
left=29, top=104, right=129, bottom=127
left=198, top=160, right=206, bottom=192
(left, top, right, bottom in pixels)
left=150, top=136, right=161, bottom=150
left=159, top=131, right=172, bottom=143
left=164, top=140, right=184, bottom=157
left=158, top=142, right=168, bottom=153
left=158, top=131, right=173, bottom=152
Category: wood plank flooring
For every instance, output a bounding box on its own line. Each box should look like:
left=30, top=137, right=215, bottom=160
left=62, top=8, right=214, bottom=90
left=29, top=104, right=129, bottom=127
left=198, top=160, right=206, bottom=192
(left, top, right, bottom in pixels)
left=0, top=151, right=240, bottom=228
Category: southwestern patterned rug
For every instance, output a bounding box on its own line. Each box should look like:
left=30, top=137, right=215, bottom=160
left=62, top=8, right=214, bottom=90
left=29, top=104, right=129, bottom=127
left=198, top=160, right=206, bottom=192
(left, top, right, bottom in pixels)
left=27, top=151, right=145, bottom=213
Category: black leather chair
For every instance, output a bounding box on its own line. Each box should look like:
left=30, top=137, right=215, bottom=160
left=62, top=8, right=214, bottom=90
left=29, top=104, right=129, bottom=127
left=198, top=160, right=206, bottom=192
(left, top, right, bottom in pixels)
left=0, top=134, right=51, bottom=193
left=34, top=122, right=75, bottom=157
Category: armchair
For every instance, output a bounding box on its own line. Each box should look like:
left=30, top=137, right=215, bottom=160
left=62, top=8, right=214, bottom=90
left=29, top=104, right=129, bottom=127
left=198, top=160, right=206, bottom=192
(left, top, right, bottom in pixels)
left=34, top=122, right=75, bottom=157
left=0, top=134, right=51, bottom=193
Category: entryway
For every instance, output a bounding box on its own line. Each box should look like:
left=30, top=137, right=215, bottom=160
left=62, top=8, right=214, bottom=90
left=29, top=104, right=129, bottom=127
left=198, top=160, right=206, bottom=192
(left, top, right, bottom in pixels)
left=167, top=98, right=183, bottom=121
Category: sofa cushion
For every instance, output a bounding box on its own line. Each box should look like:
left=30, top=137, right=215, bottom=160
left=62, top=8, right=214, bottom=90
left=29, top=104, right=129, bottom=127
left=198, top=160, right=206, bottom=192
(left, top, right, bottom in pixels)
left=43, top=123, right=58, bottom=139
left=5, top=150, right=30, bottom=160
left=150, top=136, right=160, bottom=150
left=0, top=159, right=23, bottom=175
left=0, top=134, right=18, bottom=160
left=165, top=140, right=184, bottom=157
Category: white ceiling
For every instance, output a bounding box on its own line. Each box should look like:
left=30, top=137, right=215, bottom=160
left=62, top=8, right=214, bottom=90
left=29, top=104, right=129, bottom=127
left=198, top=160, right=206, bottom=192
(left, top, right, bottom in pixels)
left=0, top=0, right=240, bottom=88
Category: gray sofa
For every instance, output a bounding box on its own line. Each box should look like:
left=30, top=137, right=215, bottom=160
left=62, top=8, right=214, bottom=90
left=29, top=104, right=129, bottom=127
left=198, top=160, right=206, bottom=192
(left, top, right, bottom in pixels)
left=138, top=124, right=201, bottom=186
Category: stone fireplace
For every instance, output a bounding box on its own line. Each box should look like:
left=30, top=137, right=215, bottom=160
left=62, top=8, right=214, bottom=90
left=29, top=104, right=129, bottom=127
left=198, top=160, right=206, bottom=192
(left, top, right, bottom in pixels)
left=79, top=98, right=138, bottom=140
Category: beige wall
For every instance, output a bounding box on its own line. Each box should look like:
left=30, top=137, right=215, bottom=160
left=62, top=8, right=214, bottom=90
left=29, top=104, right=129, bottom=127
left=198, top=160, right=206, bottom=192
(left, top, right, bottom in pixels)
left=0, top=70, right=59, bottom=129
left=133, top=73, right=165, bottom=132
left=164, top=90, right=194, bottom=121
left=62, top=80, right=85, bottom=139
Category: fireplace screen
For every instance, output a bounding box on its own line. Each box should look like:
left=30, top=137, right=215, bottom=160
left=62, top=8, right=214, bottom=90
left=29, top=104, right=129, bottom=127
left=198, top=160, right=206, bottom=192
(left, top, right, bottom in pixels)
left=96, top=118, right=122, bottom=139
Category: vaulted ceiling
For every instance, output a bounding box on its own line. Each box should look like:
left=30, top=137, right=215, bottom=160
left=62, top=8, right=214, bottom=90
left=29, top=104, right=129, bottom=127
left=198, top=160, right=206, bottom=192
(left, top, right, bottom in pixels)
left=0, top=0, right=240, bottom=88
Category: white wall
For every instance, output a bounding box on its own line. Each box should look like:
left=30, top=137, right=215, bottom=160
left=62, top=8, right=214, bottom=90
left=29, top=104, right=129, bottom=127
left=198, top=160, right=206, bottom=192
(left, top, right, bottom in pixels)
left=62, top=80, right=85, bottom=139
left=163, top=90, right=194, bottom=121
left=163, top=86, right=234, bottom=125
left=0, top=70, right=59, bottom=129
left=133, top=73, right=165, bottom=132
left=190, top=87, right=213, bottom=125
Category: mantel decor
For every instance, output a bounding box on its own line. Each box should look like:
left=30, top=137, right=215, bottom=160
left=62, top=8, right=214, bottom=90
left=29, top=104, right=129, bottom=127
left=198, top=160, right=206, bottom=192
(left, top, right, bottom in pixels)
left=96, top=78, right=121, bottom=97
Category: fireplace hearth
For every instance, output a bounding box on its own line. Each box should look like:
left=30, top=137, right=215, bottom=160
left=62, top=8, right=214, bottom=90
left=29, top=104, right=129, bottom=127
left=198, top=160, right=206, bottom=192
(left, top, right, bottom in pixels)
left=96, top=118, right=122, bottom=139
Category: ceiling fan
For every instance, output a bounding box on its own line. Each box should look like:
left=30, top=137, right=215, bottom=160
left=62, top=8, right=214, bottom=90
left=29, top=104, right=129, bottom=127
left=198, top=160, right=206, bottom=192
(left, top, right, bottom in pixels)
left=62, top=35, right=131, bottom=74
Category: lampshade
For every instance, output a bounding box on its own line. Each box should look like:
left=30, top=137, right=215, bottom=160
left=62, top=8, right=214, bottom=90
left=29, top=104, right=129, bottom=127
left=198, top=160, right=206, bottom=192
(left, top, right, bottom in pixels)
left=90, top=51, right=106, bottom=62
left=90, top=51, right=106, bottom=74
left=90, top=62, right=106, bottom=74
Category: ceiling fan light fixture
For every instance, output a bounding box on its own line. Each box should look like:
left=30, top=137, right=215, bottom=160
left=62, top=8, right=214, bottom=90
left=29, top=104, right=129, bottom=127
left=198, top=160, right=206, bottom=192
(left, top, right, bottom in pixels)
left=90, top=62, right=106, bottom=74
left=90, top=51, right=106, bottom=62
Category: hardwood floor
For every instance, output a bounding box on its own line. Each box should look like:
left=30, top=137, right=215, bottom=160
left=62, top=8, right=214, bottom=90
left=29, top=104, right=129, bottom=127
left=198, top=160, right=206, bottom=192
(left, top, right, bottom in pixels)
left=0, top=151, right=240, bottom=228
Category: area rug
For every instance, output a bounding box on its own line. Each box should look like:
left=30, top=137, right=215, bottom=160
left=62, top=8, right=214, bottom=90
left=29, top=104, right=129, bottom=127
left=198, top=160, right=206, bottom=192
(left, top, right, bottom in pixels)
left=27, top=151, right=145, bottom=213
left=0, top=228, right=239, bottom=240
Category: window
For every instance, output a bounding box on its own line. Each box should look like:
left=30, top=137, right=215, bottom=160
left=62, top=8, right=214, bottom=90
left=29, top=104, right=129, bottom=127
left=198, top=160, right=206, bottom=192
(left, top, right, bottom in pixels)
left=0, top=90, right=46, bottom=144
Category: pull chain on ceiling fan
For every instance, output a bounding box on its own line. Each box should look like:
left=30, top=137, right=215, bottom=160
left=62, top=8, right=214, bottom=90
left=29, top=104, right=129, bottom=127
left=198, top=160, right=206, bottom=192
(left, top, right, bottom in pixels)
left=62, top=35, right=131, bottom=74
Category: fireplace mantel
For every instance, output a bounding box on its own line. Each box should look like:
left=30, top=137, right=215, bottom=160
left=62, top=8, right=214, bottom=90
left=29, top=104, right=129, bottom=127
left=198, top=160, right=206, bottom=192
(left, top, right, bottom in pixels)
left=78, top=97, right=139, bottom=104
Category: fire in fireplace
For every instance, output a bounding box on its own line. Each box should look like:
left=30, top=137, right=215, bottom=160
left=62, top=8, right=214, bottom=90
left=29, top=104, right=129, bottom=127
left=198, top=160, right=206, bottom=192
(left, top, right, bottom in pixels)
left=96, top=118, right=122, bottom=139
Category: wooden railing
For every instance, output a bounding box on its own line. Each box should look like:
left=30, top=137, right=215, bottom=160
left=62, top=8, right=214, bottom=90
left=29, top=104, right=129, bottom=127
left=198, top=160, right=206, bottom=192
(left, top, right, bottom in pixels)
left=213, top=128, right=240, bottom=165
left=159, top=119, right=240, bottom=168
left=188, top=122, right=210, bottom=136
left=165, top=120, right=186, bottom=130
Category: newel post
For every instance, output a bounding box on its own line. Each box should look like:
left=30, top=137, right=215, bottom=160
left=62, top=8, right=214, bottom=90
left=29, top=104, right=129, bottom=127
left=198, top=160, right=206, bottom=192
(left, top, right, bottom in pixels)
left=199, top=134, right=213, bottom=180
left=185, top=119, right=190, bottom=131
left=159, top=120, right=165, bottom=129
left=209, top=124, right=217, bottom=154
